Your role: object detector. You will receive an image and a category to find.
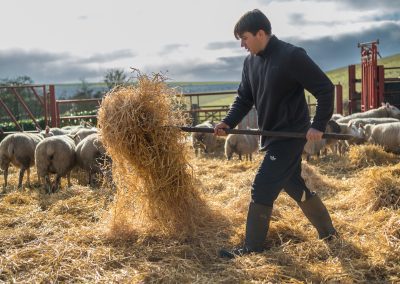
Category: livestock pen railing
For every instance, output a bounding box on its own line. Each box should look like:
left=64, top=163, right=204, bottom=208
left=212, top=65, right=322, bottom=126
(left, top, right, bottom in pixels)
left=55, top=98, right=101, bottom=128
left=0, top=84, right=50, bottom=133
left=0, top=84, right=344, bottom=137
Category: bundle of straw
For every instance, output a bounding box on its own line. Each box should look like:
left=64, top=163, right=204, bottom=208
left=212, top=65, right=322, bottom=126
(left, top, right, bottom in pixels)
left=97, top=73, right=210, bottom=238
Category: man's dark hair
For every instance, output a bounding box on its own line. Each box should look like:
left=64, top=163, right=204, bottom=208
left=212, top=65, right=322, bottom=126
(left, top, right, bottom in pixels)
left=234, top=9, right=272, bottom=39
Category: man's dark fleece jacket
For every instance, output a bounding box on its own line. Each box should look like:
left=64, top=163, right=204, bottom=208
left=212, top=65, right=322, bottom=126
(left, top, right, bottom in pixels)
left=222, top=35, right=334, bottom=150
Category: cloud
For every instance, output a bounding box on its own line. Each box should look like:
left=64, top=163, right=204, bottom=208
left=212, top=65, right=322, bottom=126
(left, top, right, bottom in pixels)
left=1, top=21, right=398, bottom=83
left=158, top=44, right=188, bottom=56
left=0, top=49, right=111, bottom=83
left=288, top=13, right=339, bottom=26
left=206, top=41, right=238, bottom=50
left=263, top=0, right=397, bottom=10
left=285, top=22, right=400, bottom=71
left=145, top=22, right=400, bottom=81
left=144, top=56, right=245, bottom=81
left=77, top=15, right=88, bottom=20
left=330, top=0, right=396, bottom=10
left=80, top=49, right=135, bottom=64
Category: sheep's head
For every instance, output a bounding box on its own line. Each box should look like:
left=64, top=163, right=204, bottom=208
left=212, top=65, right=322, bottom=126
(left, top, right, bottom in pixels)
left=349, top=124, right=366, bottom=144
left=383, top=102, right=400, bottom=119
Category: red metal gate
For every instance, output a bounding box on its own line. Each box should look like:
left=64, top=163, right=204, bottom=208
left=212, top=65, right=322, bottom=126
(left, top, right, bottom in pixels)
left=359, top=40, right=380, bottom=111
left=0, top=84, right=51, bottom=134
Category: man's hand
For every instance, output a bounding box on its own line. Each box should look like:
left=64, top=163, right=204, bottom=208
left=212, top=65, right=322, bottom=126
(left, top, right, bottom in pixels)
left=306, top=128, right=324, bottom=141
left=214, top=122, right=230, bottom=136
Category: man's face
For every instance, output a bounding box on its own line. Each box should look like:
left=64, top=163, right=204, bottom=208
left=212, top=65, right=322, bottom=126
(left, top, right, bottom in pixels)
left=239, top=31, right=264, bottom=55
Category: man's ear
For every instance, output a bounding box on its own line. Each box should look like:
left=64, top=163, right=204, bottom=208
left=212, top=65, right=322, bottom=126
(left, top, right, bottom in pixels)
left=256, top=30, right=265, bottom=38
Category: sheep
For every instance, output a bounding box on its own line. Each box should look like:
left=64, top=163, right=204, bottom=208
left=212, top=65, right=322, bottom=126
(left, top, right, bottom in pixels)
left=76, top=133, right=112, bottom=187
left=47, top=127, right=71, bottom=136
left=360, top=124, right=375, bottom=141
left=364, top=122, right=400, bottom=153
left=0, top=133, right=43, bottom=189
left=72, top=128, right=98, bottom=144
left=336, top=103, right=400, bottom=123
left=347, top=117, right=400, bottom=128
left=334, top=121, right=365, bottom=155
left=63, top=121, right=94, bottom=132
left=191, top=121, right=218, bottom=156
left=224, top=130, right=259, bottom=161
left=35, top=135, right=76, bottom=193
left=303, top=120, right=342, bottom=160
left=303, top=139, right=326, bottom=161
left=331, top=113, right=344, bottom=121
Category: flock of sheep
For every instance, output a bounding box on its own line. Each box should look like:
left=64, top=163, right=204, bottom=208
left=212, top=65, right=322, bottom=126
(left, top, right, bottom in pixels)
left=0, top=124, right=110, bottom=193
left=2, top=102, right=400, bottom=192
left=192, top=103, right=400, bottom=160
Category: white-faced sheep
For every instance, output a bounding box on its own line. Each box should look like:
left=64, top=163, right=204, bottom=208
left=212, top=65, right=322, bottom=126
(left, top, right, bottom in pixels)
left=72, top=128, right=98, bottom=144
left=76, top=133, right=112, bottom=187
left=331, top=113, right=344, bottom=121
left=224, top=131, right=259, bottom=161
left=192, top=121, right=218, bottom=156
left=364, top=122, right=400, bottom=153
left=303, top=120, right=342, bottom=161
left=334, top=121, right=365, bottom=155
left=35, top=135, right=76, bottom=193
left=347, top=117, right=400, bottom=128
left=0, top=133, right=43, bottom=189
left=39, top=126, right=70, bottom=137
left=336, top=103, right=400, bottom=123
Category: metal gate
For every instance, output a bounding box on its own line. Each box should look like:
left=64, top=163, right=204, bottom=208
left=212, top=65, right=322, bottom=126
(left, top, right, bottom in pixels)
left=0, top=84, right=52, bottom=134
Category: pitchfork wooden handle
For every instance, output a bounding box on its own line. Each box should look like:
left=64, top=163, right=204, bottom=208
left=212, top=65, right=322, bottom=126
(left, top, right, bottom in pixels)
left=179, top=127, right=354, bottom=140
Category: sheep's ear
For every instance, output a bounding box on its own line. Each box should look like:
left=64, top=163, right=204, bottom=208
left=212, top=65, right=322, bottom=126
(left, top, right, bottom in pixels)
left=36, top=126, right=41, bottom=132
left=67, top=134, right=77, bottom=140
left=386, top=102, right=390, bottom=108
left=359, top=124, right=365, bottom=129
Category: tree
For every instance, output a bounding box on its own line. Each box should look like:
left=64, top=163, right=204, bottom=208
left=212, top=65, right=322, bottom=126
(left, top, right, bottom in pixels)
left=104, top=69, right=128, bottom=90
left=69, top=79, right=95, bottom=113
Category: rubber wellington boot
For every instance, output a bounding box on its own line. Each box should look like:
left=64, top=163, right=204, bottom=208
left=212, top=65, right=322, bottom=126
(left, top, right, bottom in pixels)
left=220, top=202, right=272, bottom=259
left=297, top=192, right=338, bottom=240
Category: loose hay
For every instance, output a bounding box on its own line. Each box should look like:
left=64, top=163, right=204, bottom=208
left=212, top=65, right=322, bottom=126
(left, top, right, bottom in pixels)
left=1, top=149, right=400, bottom=282
left=348, top=144, right=400, bottom=168
left=97, top=73, right=213, bottom=238
left=357, top=165, right=400, bottom=210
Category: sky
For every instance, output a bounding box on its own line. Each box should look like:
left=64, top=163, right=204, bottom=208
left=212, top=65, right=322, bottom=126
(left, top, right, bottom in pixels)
left=0, top=0, right=399, bottom=83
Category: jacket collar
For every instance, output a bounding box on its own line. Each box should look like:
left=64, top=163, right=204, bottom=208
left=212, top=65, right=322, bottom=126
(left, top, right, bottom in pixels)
left=257, top=35, right=278, bottom=58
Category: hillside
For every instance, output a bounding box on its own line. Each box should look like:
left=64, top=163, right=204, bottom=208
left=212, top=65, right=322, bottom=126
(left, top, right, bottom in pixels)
left=48, top=53, right=400, bottom=115
left=200, top=53, right=400, bottom=111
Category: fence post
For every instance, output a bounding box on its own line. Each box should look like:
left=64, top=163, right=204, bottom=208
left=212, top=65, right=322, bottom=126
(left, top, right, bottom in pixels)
left=348, top=65, right=357, bottom=114
left=48, top=85, right=59, bottom=127
left=191, top=104, right=199, bottom=125
left=335, top=84, right=343, bottom=114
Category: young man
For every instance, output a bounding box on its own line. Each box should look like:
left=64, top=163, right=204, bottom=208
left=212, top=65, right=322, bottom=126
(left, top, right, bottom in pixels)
left=214, top=9, right=338, bottom=258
